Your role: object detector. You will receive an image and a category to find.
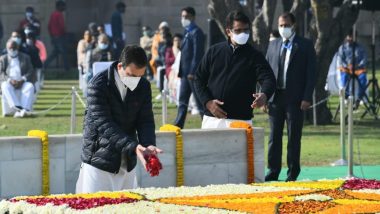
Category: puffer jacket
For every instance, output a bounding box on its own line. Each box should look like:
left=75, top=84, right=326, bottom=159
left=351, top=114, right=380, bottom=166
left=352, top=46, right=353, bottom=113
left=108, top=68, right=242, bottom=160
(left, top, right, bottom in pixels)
left=81, top=61, right=156, bottom=173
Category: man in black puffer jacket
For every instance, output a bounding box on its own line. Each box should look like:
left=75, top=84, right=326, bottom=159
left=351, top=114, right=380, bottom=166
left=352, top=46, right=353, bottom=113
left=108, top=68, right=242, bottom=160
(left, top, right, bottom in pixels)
left=76, top=45, right=162, bottom=193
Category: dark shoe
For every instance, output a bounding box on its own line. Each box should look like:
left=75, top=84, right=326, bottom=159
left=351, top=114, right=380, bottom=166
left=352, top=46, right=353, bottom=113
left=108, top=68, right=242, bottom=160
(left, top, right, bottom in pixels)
left=285, top=177, right=297, bottom=182
left=13, top=106, right=23, bottom=111
left=265, top=174, right=279, bottom=182
left=353, top=100, right=360, bottom=110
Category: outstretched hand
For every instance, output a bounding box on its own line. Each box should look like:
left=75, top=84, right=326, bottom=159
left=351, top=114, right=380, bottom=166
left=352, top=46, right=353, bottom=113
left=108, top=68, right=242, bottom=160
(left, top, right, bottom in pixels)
left=136, top=144, right=163, bottom=171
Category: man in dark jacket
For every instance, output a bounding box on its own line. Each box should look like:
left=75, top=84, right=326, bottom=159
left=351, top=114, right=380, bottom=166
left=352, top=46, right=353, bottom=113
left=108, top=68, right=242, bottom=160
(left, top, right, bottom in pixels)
left=265, top=12, right=316, bottom=182
left=173, top=7, right=205, bottom=129
left=76, top=45, right=162, bottom=193
left=194, top=11, right=276, bottom=129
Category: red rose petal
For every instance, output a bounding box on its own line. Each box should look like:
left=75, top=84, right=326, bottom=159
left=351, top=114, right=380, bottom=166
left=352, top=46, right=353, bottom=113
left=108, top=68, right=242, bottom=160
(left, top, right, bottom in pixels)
left=16, top=197, right=138, bottom=209
left=145, top=154, right=163, bottom=177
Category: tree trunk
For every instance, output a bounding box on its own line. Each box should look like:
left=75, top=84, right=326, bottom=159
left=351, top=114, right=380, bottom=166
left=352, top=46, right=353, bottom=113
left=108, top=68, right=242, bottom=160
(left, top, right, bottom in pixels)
left=251, top=0, right=277, bottom=52
left=290, top=0, right=307, bottom=37
left=282, top=0, right=293, bottom=11
left=310, top=0, right=359, bottom=124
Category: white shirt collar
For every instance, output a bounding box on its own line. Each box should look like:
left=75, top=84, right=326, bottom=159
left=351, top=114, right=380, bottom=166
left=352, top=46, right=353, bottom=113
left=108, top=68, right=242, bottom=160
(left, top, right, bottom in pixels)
left=282, top=33, right=296, bottom=43
left=114, top=69, right=128, bottom=100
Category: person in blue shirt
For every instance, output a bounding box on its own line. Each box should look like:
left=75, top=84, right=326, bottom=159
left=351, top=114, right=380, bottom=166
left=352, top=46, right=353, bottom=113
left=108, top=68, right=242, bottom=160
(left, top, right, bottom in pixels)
left=173, top=6, right=205, bottom=129
left=337, top=30, right=368, bottom=107
left=111, top=2, right=126, bottom=59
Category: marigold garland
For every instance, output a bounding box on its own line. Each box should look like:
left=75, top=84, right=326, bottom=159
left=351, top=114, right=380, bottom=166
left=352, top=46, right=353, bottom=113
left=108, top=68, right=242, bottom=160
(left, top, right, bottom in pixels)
left=344, top=190, right=380, bottom=201
left=255, top=180, right=345, bottom=190
left=229, top=121, right=254, bottom=183
left=320, top=203, right=380, bottom=214
left=2, top=179, right=380, bottom=213
left=159, top=124, right=184, bottom=186
left=278, top=201, right=336, bottom=214
left=27, top=130, right=49, bottom=195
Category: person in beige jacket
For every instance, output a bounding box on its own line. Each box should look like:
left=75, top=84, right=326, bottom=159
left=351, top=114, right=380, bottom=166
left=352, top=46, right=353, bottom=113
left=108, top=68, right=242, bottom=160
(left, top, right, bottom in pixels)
left=77, top=30, right=92, bottom=89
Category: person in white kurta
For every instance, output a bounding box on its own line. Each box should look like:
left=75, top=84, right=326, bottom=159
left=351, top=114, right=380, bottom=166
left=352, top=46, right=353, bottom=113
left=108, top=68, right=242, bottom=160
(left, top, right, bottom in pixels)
left=76, top=70, right=138, bottom=193
left=0, top=40, right=35, bottom=117
left=76, top=46, right=162, bottom=193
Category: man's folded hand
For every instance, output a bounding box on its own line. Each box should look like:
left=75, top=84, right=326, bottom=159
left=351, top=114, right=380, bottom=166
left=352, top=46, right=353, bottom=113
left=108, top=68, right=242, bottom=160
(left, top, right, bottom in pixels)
left=206, top=99, right=227, bottom=119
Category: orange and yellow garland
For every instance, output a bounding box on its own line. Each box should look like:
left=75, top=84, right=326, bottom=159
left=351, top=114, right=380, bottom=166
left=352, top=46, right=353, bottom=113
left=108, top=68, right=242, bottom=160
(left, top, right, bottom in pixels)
left=230, top=122, right=255, bottom=183
left=4, top=178, right=380, bottom=213
left=28, top=130, right=50, bottom=195
left=159, top=124, right=184, bottom=186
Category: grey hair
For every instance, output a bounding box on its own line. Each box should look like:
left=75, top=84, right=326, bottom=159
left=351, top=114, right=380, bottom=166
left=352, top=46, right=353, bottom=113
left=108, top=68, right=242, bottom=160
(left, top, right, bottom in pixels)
left=6, top=39, right=19, bottom=49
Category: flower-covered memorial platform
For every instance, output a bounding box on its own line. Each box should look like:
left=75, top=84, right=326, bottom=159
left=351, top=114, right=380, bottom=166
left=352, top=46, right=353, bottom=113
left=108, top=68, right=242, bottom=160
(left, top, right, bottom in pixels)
left=1, top=178, right=380, bottom=213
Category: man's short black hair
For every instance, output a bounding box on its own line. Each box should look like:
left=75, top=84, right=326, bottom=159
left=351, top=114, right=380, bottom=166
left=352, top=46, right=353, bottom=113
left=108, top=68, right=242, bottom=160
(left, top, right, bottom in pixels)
left=116, top=2, right=126, bottom=9
left=347, top=28, right=357, bottom=37
left=225, top=10, right=250, bottom=29
left=56, top=0, right=66, bottom=9
left=181, top=7, right=196, bottom=17
left=119, top=45, right=147, bottom=68
left=26, top=6, right=34, bottom=12
left=173, top=33, right=183, bottom=40
left=279, top=12, right=296, bottom=24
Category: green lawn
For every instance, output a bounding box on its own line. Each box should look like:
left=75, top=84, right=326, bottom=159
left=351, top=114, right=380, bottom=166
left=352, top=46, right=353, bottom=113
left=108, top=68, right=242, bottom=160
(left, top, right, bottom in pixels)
left=1, top=69, right=379, bottom=167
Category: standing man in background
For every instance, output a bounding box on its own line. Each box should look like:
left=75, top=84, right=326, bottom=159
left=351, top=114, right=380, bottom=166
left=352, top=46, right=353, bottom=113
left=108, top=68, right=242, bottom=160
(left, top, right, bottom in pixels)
left=150, top=21, right=169, bottom=78
left=111, top=2, right=126, bottom=59
left=265, top=12, right=316, bottom=182
left=194, top=11, right=276, bottom=129
left=173, top=6, right=205, bottom=129
left=45, top=0, right=69, bottom=71
left=19, top=6, right=41, bottom=37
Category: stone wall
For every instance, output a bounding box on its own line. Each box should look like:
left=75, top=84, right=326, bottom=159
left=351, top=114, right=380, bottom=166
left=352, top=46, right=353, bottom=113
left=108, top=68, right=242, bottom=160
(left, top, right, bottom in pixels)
left=0, top=128, right=264, bottom=198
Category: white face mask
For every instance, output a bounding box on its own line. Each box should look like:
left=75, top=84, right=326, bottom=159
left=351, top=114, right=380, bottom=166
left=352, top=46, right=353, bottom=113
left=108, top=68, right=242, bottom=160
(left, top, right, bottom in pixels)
left=26, top=12, right=33, bottom=18
left=24, top=28, right=33, bottom=35
left=98, top=43, right=108, bottom=50
left=8, top=49, right=18, bottom=58
left=278, top=26, right=293, bottom=39
left=231, top=32, right=250, bottom=45
left=26, top=39, right=34, bottom=46
left=12, top=37, right=22, bottom=45
left=181, top=18, right=191, bottom=28
left=121, top=76, right=141, bottom=91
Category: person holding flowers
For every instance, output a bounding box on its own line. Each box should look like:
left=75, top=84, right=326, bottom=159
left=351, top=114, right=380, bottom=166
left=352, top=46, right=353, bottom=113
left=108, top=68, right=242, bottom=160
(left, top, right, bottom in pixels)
left=76, top=45, right=162, bottom=193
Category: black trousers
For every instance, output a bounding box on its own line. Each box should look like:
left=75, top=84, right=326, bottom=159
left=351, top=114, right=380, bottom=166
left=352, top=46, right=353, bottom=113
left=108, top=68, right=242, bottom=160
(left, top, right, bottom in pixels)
left=174, top=77, right=204, bottom=128
left=267, top=90, right=304, bottom=181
